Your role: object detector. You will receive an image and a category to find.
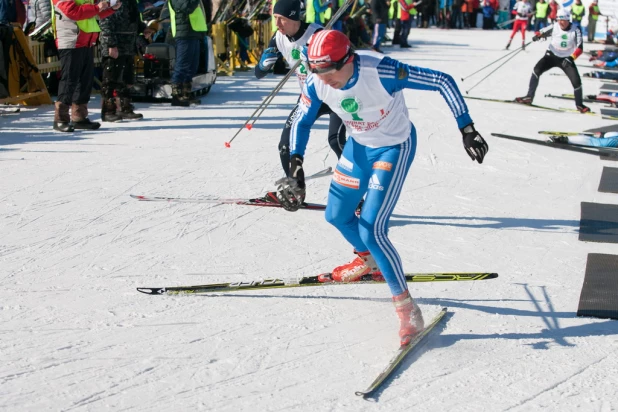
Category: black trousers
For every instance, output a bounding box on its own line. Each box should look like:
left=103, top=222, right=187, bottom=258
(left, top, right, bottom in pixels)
left=101, top=55, right=135, bottom=98
left=278, top=102, right=347, bottom=176
left=57, top=48, right=94, bottom=105
left=527, top=51, right=583, bottom=106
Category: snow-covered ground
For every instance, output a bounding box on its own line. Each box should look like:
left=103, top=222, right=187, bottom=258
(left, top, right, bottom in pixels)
left=2, top=29, right=618, bottom=411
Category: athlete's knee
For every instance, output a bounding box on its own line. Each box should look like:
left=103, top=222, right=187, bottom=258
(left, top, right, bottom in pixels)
left=325, top=207, right=356, bottom=230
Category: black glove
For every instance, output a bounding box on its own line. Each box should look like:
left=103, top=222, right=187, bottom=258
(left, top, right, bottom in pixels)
left=561, top=56, right=574, bottom=69
left=276, top=154, right=306, bottom=212
left=532, top=31, right=541, bottom=41
left=461, top=123, right=488, bottom=164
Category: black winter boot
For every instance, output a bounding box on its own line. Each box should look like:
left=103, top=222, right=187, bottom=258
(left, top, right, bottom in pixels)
left=119, top=96, right=143, bottom=120
left=183, top=82, right=201, bottom=105
left=101, top=98, right=123, bottom=122
left=171, top=83, right=190, bottom=107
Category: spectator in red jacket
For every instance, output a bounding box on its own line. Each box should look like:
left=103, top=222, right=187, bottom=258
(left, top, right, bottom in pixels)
left=548, top=0, right=558, bottom=22
left=51, top=0, right=118, bottom=132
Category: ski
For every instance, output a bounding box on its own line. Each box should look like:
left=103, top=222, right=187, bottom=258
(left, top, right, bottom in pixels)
left=466, top=96, right=597, bottom=115
left=131, top=167, right=333, bottom=209
left=538, top=130, right=599, bottom=137
left=130, top=194, right=327, bottom=210
left=544, top=93, right=608, bottom=104
left=0, top=106, right=20, bottom=114
left=355, top=307, right=448, bottom=399
left=492, top=133, right=618, bottom=155
left=136, top=273, right=499, bottom=295
left=464, top=96, right=564, bottom=112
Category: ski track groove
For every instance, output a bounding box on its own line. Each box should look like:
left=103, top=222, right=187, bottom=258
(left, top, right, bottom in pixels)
left=504, top=349, right=618, bottom=411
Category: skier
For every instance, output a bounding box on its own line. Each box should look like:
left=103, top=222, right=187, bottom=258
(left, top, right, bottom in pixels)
left=515, top=9, right=590, bottom=113
left=254, top=0, right=346, bottom=198
left=276, top=30, right=488, bottom=346
left=506, top=0, right=532, bottom=50
left=550, top=132, right=618, bottom=147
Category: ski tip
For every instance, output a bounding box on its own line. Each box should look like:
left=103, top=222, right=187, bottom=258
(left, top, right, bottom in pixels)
left=137, top=287, right=165, bottom=295
left=130, top=195, right=146, bottom=201
left=355, top=390, right=370, bottom=398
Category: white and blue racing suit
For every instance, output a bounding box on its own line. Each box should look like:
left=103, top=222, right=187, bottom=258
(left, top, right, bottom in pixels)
left=568, top=133, right=618, bottom=148
left=290, top=51, right=472, bottom=296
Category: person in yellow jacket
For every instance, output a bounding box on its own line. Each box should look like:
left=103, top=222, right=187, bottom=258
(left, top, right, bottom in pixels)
left=588, top=0, right=602, bottom=42
left=168, top=0, right=207, bottom=106
left=52, top=0, right=120, bottom=132
left=533, top=0, right=548, bottom=31
left=571, top=0, right=585, bottom=31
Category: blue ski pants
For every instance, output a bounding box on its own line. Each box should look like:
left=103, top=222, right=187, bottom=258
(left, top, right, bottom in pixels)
left=325, top=126, right=417, bottom=297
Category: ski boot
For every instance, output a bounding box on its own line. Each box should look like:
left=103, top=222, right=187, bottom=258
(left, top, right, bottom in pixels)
left=250, top=192, right=280, bottom=204
left=318, top=251, right=383, bottom=283
left=577, top=105, right=591, bottom=113
left=393, top=290, right=424, bottom=346
left=515, top=96, right=533, bottom=105
left=505, top=40, right=511, bottom=50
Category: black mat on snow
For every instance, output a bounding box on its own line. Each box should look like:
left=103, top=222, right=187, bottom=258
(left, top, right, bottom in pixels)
left=598, top=167, right=618, bottom=193
left=579, top=202, right=618, bottom=243
left=577, top=253, right=618, bottom=320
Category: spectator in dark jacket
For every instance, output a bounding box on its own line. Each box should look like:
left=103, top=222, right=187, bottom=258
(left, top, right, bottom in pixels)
left=168, top=0, right=207, bottom=106
left=99, top=0, right=148, bottom=121
left=0, top=0, right=25, bottom=25
left=371, top=0, right=389, bottom=52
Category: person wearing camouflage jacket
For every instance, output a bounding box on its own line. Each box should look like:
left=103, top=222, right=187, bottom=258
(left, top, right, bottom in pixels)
left=98, top=0, right=148, bottom=121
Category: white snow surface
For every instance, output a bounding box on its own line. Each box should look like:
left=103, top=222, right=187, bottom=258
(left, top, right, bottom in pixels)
left=2, top=29, right=618, bottom=411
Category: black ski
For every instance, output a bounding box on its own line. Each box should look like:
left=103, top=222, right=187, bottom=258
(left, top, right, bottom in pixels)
left=355, top=308, right=448, bottom=399
left=137, top=273, right=498, bottom=295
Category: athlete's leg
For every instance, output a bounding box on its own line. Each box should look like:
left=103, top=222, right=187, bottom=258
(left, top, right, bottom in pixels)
left=561, top=62, right=584, bottom=106
left=527, top=54, right=556, bottom=98
left=325, top=137, right=371, bottom=253
left=278, top=105, right=302, bottom=176
left=358, top=129, right=417, bottom=296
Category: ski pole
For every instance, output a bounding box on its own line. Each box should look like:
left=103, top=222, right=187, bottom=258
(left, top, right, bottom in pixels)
left=496, top=18, right=516, bottom=28
left=462, top=40, right=532, bottom=82
left=225, top=0, right=355, bottom=148
left=465, top=45, right=526, bottom=94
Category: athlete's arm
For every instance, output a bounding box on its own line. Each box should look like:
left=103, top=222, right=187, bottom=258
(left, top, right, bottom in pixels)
left=255, top=35, right=281, bottom=79
left=289, top=77, right=323, bottom=157
left=572, top=26, right=584, bottom=59
left=377, top=57, right=472, bottom=128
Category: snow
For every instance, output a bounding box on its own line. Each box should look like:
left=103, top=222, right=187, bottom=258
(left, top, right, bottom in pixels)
left=2, top=29, right=618, bottom=411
